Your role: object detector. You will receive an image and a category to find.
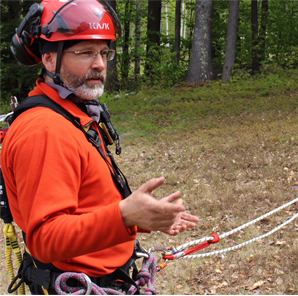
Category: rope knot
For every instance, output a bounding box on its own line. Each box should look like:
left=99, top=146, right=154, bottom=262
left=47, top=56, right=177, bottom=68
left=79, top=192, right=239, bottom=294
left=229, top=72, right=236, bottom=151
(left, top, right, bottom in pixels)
left=209, top=233, right=220, bottom=244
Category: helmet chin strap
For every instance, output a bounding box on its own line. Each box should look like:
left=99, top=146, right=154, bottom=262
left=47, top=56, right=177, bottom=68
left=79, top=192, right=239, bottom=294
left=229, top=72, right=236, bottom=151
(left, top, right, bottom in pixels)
left=44, top=41, right=65, bottom=86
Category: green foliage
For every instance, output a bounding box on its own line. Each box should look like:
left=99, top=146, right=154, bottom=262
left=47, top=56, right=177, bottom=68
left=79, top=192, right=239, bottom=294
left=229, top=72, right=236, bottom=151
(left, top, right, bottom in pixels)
left=1, top=0, right=298, bottom=98
left=142, top=46, right=187, bottom=87
left=1, top=0, right=42, bottom=104
left=103, top=69, right=298, bottom=136
left=264, top=1, right=298, bottom=65
left=212, top=0, right=230, bottom=70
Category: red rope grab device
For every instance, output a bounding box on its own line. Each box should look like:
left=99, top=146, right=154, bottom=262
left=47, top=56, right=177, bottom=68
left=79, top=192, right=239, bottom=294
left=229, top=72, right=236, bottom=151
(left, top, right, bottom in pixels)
left=162, top=233, right=220, bottom=261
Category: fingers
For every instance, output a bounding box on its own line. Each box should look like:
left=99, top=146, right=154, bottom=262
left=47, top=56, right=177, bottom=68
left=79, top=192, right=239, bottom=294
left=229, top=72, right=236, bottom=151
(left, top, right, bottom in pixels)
left=180, top=212, right=200, bottom=223
left=160, top=191, right=185, bottom=214
left=163, top=211, right=200, bottom=236
left=158, top=199, right=185, bottom=216
left=140, top=177, right=184, bottom=214
left=121, top=177, right=199, bottom=234
left=166, top=229, right=180, bottom=236
left=162, top=190, right=181, bottom=203
left=140, top=177, right=165, bottom=194
left=164, top=222, right=187, bottom=236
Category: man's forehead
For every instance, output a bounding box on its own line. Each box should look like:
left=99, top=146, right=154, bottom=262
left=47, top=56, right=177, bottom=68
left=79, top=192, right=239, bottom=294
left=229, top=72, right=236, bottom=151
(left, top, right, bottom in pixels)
left=68, top=40, right=109, bottom=50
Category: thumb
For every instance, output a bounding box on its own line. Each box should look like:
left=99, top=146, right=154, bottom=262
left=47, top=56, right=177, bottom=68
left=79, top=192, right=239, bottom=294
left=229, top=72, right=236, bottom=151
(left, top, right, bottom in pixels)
left=139, top=177, right=165, bottom=194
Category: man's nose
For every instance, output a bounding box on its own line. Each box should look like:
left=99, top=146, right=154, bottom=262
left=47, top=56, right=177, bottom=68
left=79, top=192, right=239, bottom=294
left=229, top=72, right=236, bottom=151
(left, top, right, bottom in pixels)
left=91, top=54, right=106, bottom=70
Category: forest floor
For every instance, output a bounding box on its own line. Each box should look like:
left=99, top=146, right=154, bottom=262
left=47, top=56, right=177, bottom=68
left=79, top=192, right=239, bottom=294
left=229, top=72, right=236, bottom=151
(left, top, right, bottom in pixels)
left=117, top=108, right=298, bottom=295
left=1, top=70, right=298, bottom=294
left=1, top=107, right=297, bottom=295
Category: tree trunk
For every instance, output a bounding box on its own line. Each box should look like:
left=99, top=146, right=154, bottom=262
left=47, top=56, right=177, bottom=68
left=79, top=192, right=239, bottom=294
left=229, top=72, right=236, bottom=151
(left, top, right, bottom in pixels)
left=134, top=0, right=142, bottom=80
left=165, top=2, right=169, bottom=43
left=222, top=0, right=240, bottom=83
left=106, top=0, right=119, bottom=92
left=181, top=0, right=186, bottom=38
left=174, top=0, right=182, bottom=63
left=251, top=0, right=260, bottom=72
left=186, top=0, right=215, bottom=84
left=121, top=0, right=131, bottom=80
left=145, top=0, right=162, bottom=77
left=259, top=0, right=268, bottom=63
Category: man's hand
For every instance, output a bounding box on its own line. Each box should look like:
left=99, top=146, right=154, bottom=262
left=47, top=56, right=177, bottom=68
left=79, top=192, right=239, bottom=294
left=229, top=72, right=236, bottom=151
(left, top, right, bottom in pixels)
left=162, top=211, right=200, bottom=236
left=119, top=177, right=199, bottom=233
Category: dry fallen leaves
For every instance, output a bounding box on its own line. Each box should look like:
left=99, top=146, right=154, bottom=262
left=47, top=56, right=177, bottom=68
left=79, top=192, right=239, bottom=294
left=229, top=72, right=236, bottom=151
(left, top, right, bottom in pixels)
left=215, top=262, right=222, bottom=274
left=247, top=254, right=254, bottom=263
left=210, top=286, right=217, bottom=294
left=275, top=240, right=286, bottom=245
left=217, top=281, right=228, bottom=288
left=250, top=280, right=266, bottom=290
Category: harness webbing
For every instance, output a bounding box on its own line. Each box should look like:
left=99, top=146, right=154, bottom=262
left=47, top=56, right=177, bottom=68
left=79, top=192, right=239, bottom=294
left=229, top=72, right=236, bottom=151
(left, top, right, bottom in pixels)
left=11, top=95, right=132, bottom=199
left=1, top=158, right=25, bottom=294
left=3, top=223, right=25, bottom=295
left=54, top=253, right=157, bottom=295
left=3, top=95, right=137, bottom=294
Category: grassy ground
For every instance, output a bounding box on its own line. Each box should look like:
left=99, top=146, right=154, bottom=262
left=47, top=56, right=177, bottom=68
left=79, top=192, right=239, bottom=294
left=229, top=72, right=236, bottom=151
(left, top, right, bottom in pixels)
left=1, top=69, right=298, bottom=294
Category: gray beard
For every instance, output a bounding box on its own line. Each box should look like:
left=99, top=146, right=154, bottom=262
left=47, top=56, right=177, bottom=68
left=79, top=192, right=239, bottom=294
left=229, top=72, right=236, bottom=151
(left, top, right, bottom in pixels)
left=60, top=66, right=106, bottom=100
left=69, top=83, right=105, bottom=100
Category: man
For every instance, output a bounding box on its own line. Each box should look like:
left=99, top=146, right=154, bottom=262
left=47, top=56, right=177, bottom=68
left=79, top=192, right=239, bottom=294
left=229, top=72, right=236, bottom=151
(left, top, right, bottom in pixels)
left=1, top=0, right=199, bottom=294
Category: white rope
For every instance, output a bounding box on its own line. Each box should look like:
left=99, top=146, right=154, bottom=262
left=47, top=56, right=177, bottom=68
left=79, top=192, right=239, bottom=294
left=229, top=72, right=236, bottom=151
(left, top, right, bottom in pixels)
left=219, top=196, right=298, bottom=239
left=176, top=196, right=298, bottom=252
left=175, top=236, right=214, bottom=252
left=182, top=211, right=298, bottom=259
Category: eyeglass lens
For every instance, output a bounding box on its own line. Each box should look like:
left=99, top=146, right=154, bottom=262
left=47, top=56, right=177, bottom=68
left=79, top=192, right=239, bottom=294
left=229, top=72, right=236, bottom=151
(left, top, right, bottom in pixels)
left=81, top=50, right=115, bottom=61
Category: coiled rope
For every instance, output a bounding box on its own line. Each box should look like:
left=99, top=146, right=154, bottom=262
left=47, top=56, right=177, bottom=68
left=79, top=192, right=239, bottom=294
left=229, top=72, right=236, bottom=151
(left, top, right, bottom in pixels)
left=55, top=253, right=157, bottom=295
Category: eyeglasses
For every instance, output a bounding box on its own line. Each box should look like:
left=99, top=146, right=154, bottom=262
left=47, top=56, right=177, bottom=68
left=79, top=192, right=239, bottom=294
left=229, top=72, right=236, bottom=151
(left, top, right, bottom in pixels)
left=63, top=49, right=115, bottom=62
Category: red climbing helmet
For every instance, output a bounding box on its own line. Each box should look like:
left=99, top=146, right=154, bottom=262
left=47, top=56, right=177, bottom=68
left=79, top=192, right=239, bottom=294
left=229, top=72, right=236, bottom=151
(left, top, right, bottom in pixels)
left=11, top=0, right=121, bottom=66
left=40, top=0, right=120, bottom=42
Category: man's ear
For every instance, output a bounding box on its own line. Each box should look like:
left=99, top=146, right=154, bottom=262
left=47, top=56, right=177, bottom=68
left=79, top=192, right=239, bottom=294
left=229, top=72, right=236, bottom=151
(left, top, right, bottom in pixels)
left=42, top=52, right=57, bottom=73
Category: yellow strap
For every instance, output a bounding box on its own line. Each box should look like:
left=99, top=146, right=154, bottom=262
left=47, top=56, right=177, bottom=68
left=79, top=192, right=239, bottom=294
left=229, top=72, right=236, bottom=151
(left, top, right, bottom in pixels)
left=99, top=123, right=113, bottom=144
left=4, top=224, right=16, bottom=295
left=83, top=125, right=90, bottom=132
left=41, top=286, right=49, bottom=295
left=3, top=223, right=25, bottom=295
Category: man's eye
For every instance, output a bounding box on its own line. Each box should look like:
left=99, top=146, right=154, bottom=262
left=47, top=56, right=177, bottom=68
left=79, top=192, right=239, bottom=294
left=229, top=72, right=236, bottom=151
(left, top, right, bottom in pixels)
left=80, top=51, right=94, bottom=56
left=101, top=50, right=108, bottom=57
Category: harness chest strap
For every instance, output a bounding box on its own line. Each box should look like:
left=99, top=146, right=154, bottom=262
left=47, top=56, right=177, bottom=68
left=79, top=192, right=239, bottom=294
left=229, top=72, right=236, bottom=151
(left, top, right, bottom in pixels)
left=11, top=95, right=132, bottom=199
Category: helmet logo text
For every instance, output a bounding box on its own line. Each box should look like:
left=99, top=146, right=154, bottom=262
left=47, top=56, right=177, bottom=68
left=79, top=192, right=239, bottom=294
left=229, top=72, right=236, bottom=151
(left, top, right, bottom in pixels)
left=90, top=23, right=110, bottom=30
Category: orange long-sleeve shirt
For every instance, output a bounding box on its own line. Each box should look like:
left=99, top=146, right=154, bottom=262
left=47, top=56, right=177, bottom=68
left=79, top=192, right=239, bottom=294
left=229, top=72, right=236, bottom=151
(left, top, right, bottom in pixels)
left=1, top=79, right=137, bottom=277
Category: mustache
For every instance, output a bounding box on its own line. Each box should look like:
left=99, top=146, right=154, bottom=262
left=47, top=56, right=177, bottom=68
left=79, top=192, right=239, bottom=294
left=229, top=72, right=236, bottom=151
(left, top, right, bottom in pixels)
left=85, top=71, right=106, bottom=84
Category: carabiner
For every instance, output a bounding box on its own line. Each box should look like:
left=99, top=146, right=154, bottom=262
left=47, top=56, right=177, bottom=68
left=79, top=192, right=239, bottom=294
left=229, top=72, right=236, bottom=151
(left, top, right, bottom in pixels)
left=79, top=273, right=92, bottom=295
left=135, top=239, right=149, bottom=258
left=149, top=246, right=169, bottom=254
left=136, top=251, right=149, bottom=258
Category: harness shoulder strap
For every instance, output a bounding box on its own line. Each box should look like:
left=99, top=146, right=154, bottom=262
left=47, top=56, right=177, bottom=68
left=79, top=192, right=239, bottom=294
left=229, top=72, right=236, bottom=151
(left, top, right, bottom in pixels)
left=12, top=95, right=81, bottom=128
left=12, top=95, right=131, bottom=198
left=5, top=95, right=139, bottom=293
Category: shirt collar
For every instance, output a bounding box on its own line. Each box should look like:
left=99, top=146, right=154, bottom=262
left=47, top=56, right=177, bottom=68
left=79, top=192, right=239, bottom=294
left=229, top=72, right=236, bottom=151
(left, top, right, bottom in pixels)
left=46, top=82, right=101, bottom=122
left=46, top=82, right=79, bottom=100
